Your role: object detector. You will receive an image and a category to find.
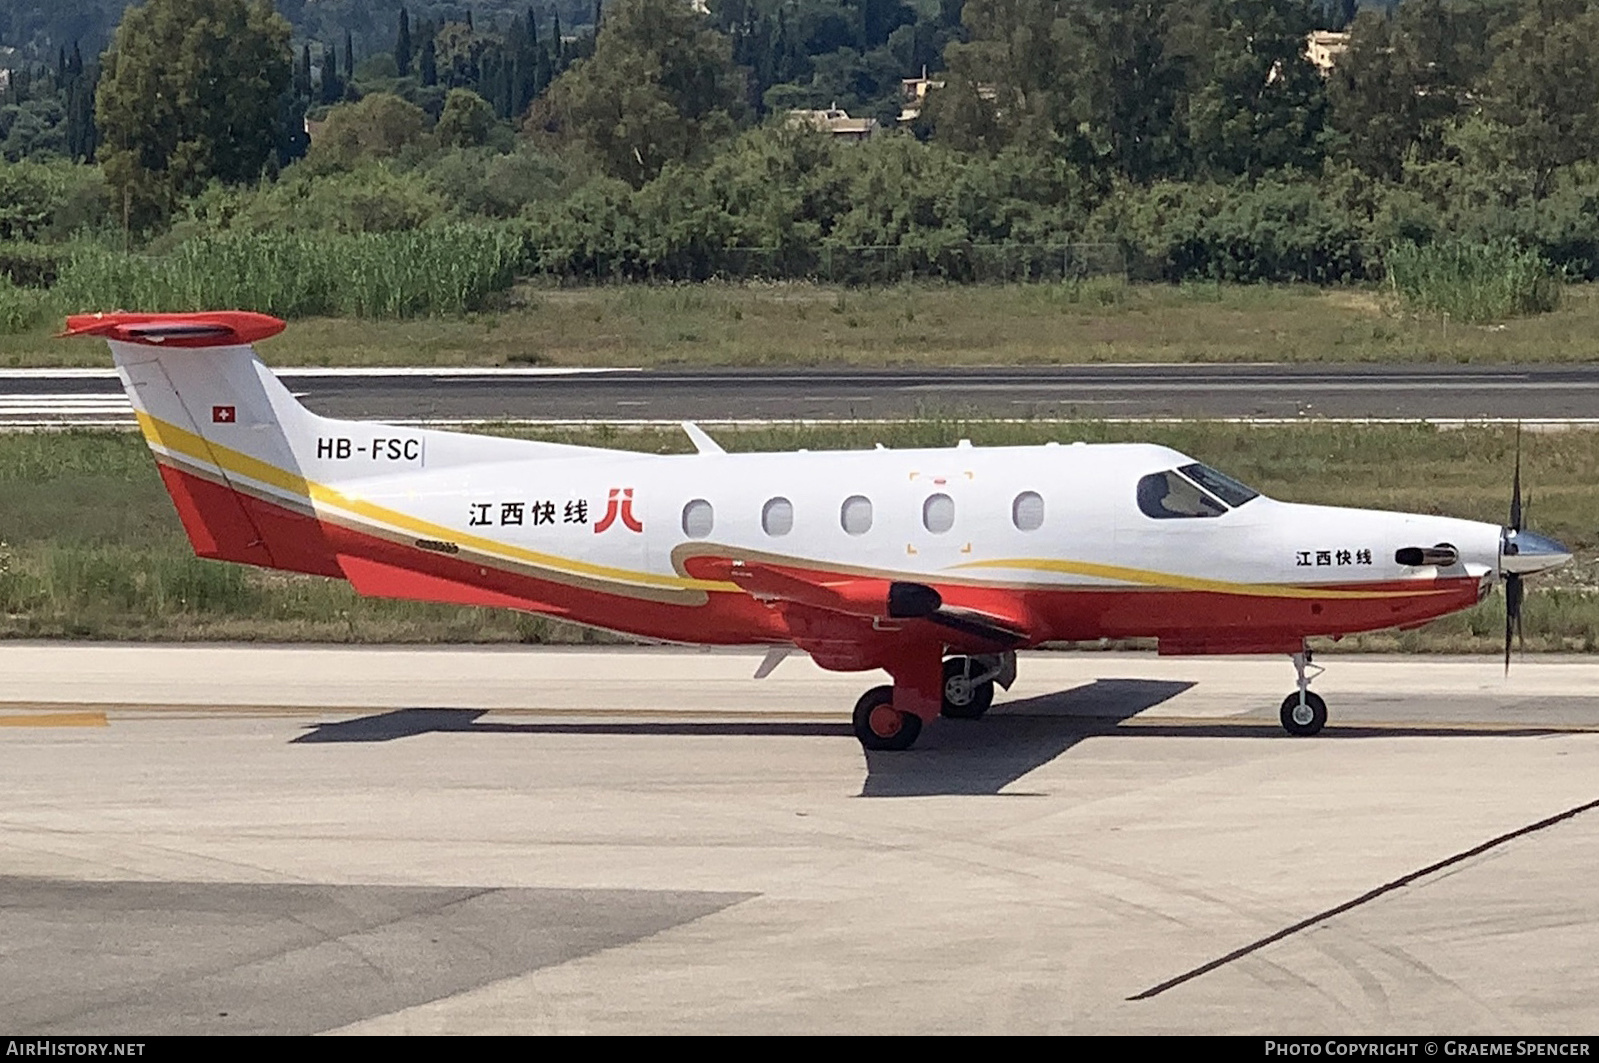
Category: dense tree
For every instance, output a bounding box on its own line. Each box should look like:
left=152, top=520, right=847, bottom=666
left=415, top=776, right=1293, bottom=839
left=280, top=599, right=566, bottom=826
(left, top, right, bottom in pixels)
left=437, top=87, right=496, bottom=146
left=1184, top=0, right=1328, bottom=179
left=929, top=0, right=1187, bottom=180
left=1328, top=0, right=1485, bottom=181
left=320, top=40, right=345, bottom=104
left=396, top=7, right=413, bottom=77
left=1072, top=1, right=1190, bottom=183
left=420, top=34, right=439, bottom=86
left=929, top=0, right=1075, bottom=152
left=1481, top=0, right=1599, bottom=197
left=311, top=91, right=429, bottom=167
left=542, top=0, right=745, bottom=186
left=95, top=0, right=292, bottom=220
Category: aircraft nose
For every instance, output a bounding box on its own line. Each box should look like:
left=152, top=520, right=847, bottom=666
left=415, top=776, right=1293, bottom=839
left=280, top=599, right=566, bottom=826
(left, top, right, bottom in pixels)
left=1501, top=528, right=1574, bottom=576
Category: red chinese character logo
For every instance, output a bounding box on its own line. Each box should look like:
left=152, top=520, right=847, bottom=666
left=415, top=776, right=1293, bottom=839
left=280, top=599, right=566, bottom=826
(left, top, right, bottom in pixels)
left=212, top=405, right=236, bottom=424
left=593, top=488, right=643, bottom=534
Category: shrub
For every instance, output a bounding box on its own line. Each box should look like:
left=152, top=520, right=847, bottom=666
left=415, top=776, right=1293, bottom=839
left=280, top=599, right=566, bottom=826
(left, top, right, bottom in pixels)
left=218, top=167, right=449, bottom=235
left=0, top=243, right=63, bottom=288
left=1102, top=179, right=1374, bottom=283
left=436, top=89, right=495, bottom=149
left=1385, top=239, right=1562, bottom=323
left=310, top=93, right=430, bottom=169
left=0, top=160, right=67, bottom=241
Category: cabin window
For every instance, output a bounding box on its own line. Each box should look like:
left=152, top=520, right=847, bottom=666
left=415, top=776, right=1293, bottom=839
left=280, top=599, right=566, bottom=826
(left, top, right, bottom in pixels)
left=1178, top=463, right=1259, bottom=507
left=762, top=497, right=794, bottom=536
left=1012, top=491, right=1045, bottom=531
left=682, top=499, right=714, bottom=538
left=841, top=495, right=873, bottom=535
left=922, top=493, right=955, bottom=534
left=1137, top=471, right=1227, bottom=520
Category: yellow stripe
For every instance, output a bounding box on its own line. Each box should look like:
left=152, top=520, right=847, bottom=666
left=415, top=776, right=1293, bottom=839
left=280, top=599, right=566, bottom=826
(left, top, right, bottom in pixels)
left=0, top=712, right=108, bottom=728
left=139, top=411, right=729, bottom=593
left=952, top=557, right=1450, bottom=600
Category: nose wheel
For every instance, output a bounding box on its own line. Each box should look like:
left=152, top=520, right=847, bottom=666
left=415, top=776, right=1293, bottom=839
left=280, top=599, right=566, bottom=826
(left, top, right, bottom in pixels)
left=1280, top=691, right=1327, bottom=736
left=1280, top=649, right=1327, bottom=736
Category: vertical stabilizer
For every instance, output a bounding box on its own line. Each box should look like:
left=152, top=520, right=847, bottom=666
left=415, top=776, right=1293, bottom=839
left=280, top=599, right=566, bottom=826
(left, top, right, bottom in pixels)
left=66, top=312, right=345, bottom=576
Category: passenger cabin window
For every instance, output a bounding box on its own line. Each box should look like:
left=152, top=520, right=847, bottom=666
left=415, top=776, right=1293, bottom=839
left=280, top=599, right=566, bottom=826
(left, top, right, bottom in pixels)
left=762, top=497, right=793, bottom=536
left=1012, top=491, right=1044, bottom=531
left=923, top=493, right=955, bottom=534
left=1137, top=470, right=1227, bottom=519
left=1178, top=463, right=1259, bottom=508
left=682, top=499, right=714, bottom=538
left=841, top=495, right=872, bottom=535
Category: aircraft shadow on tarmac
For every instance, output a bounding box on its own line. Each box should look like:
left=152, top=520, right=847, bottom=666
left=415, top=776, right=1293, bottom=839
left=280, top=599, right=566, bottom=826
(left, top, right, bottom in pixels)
left=289, top=678, right=1183, bottom=797
left=289, top=679, right=1593, bottom=797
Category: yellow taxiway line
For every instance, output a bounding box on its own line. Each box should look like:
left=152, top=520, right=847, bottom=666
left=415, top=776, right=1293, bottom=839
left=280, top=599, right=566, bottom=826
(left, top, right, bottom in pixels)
left=0, top=711, right=109, bottom=728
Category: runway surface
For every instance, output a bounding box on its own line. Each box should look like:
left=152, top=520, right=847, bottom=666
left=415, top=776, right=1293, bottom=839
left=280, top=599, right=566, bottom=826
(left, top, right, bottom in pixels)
left=6, top=644, right=1599, bottom=1033
left=9, top=363, right=1599, bottom=426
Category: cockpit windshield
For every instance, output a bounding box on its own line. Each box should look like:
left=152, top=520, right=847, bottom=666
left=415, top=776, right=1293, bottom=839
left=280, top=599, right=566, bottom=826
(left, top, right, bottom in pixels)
left=1137, top=470, right=1227, bottom=519
left=1178, top=463, right=1260, bottom=508
left=1136, top=463, right=1261, bottom=520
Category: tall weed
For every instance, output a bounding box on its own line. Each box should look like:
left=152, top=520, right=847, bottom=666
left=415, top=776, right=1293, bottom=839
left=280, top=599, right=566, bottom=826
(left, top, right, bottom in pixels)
left=1386, top=239, right=1562, bottom=323
left=0, top=277, right=52, bottom=334
left=51, top=226, right=525, bottom=320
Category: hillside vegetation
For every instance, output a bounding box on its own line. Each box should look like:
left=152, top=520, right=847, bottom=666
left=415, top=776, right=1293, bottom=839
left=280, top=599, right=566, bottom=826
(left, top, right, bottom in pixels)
left=0, top=0, right=1596, bottom=356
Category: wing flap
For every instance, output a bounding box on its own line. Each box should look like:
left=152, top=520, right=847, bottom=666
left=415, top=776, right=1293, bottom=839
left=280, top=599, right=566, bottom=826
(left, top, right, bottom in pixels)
left=691, top=556, right=1032, bottom=647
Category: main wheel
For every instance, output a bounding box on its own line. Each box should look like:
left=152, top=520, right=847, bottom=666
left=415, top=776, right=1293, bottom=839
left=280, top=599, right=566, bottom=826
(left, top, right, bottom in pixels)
left=1279, top=691, right=1328, bottom=737
left=853, top=685, right=923, bottom=751
left=941, top=657, right=995, bottom=719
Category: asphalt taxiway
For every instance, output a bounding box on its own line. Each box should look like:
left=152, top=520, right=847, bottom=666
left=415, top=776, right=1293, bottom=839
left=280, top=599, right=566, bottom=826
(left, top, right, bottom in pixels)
left=4, top=645, right=1599, bottom=1034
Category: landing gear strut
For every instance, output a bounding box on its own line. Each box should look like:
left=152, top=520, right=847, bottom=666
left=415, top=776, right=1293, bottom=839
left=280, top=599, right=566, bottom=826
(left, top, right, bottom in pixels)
left=1279, top=648, right=1327, bottom=737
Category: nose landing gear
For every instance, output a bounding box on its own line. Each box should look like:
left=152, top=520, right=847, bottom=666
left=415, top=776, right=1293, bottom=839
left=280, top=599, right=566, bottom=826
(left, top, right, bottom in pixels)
left=1279, top=648, right=1327, bottom=736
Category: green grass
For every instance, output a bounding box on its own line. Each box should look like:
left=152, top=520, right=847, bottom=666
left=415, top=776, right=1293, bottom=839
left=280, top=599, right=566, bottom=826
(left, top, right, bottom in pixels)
left=8, top=279, right=1599, bottom=368
left=2, top=422, right=1596, bottom=651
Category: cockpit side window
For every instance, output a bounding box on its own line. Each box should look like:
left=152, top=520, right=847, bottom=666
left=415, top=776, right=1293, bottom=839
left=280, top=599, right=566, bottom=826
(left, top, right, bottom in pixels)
left=1178, top=462, right=1260, bottom=508
left=1137, top=470, right=1228, bottom=519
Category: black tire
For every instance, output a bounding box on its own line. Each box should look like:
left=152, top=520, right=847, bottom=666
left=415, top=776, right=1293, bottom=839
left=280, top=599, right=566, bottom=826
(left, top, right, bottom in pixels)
left=853, top=685, right=923, bottom=751
left=941, top=657, right=995, bottom=719
left=1279, top=691, right=1328, bottom=737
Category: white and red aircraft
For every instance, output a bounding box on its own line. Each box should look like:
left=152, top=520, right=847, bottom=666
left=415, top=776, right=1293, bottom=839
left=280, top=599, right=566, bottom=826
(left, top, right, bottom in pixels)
left=69, top=310, right=1572, bottom=750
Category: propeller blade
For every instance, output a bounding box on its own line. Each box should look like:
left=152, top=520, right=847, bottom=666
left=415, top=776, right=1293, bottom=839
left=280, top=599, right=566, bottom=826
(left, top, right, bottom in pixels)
left=1510, top=425, right=1523, bottom=532
left=1504, top=573, right=1525, bottom=675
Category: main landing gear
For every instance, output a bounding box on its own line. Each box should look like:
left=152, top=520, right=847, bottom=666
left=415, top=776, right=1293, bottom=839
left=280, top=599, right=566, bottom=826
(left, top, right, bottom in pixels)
left=852, top=653, right=1015, bottom=751
left=1279, top=648, right=1328, bottom=737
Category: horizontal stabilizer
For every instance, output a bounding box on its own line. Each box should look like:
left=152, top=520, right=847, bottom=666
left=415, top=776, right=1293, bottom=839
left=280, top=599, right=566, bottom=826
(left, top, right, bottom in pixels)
left=60, top=311, right=286, bottom=348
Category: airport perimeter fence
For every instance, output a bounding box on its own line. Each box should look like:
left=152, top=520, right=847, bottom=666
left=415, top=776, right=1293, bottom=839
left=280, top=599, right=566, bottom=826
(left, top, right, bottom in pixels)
left=527, top=242, right=1130, bottom=286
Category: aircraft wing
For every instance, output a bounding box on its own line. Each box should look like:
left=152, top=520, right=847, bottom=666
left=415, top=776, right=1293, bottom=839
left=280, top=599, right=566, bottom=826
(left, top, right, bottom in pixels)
left=691, top=557, right=1031, bottom=649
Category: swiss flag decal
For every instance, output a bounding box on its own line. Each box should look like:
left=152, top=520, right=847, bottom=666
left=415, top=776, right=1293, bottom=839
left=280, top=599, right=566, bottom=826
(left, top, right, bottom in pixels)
left=212, top=405, right=236, bottom=424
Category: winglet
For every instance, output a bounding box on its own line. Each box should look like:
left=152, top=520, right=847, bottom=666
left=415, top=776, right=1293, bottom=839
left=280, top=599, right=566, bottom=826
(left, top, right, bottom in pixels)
left=682, top=421, right=726, bottom=455
left=59, top=311, right=286, bottom=348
